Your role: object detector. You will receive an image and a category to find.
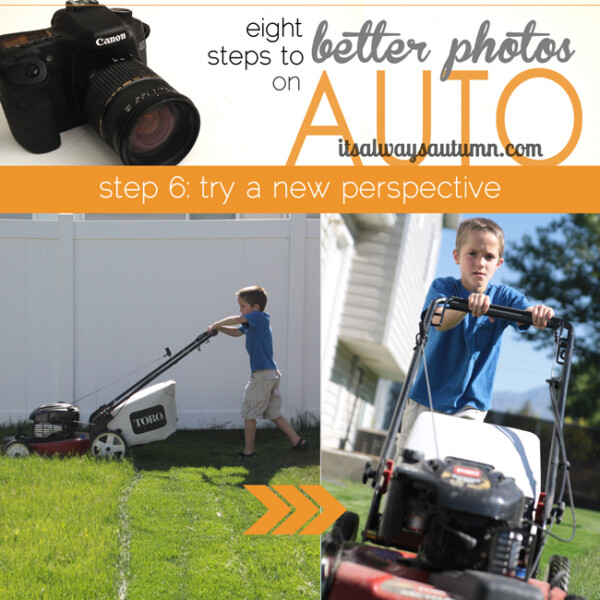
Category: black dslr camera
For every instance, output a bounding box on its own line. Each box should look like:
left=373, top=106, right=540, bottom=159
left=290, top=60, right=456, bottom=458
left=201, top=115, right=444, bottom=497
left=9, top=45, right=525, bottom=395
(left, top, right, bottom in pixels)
left=0, top=1, right=200, bottom=165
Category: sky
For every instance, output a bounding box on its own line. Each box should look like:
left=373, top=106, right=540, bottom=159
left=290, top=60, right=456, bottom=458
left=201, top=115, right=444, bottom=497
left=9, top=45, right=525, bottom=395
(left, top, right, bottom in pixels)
left=435, top=213, right=562, bottom=394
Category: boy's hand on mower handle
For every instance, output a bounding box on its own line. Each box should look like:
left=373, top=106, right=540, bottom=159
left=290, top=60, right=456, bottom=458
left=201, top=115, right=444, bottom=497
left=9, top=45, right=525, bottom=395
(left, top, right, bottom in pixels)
left=468, top=293, right=494, bottom=321
left=527, top=304, right=555, bottom=329
left=435, top=293, right=493, bottom=330
left=207, top=324, right=219, bottom=335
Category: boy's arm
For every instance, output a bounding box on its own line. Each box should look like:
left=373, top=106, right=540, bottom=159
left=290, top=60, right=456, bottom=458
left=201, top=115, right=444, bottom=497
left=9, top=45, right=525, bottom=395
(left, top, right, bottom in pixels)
left=435, top=293, right=491, bottom=331
left=207, top=315, right=247, bottom=337
left=217, top=326, right=245, bottom=337
left=434, top=309, right=467, bottom=331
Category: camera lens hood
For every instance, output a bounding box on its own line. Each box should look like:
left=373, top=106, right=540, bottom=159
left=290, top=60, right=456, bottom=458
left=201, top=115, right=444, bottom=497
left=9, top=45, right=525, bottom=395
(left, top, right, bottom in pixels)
left=84, top=60, right=200, bottom=165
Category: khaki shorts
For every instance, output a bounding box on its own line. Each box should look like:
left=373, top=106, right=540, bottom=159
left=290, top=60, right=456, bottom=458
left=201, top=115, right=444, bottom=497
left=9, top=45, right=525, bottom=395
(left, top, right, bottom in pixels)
left=241, top=369, right=282, bottom=420
left=395, top=398, right=487, bottom=460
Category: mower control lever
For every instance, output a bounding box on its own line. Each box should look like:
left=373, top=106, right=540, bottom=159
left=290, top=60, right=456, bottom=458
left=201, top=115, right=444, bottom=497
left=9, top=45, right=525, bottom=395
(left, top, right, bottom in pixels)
left=363, top=462, right=377, bottom=485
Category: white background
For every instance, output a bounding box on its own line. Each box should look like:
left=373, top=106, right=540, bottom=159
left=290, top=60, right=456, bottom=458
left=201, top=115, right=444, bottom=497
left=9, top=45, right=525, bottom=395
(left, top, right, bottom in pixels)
left=0, top=1, right=598, bottom=165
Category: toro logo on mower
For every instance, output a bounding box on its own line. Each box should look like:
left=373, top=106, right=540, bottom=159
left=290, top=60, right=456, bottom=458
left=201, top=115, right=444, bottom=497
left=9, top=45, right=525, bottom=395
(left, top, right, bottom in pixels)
left=130, top=405, right=166, bottom=434
left=441, top=463, right=491, bottom=490
left=453, top=465, right=482, bottom=479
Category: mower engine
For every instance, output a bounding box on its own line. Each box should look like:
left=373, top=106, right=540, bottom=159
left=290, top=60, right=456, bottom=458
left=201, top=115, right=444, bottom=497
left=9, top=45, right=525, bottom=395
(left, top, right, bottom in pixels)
left=376, top=453, right=527, bottom=577
left=29, top=403, right=80, bottom=440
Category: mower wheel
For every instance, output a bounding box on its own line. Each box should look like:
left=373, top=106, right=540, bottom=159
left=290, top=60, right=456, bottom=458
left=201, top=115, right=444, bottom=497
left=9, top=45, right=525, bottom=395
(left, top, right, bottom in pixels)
left=332, top=511, right=360, bottom=543
left=547, top=554, right=571, bottom=592
left=90, top=431, right=127, bottom=459
left=3, top=440, right=31, bottom=457
left=322, top=511, right=360, bottom=559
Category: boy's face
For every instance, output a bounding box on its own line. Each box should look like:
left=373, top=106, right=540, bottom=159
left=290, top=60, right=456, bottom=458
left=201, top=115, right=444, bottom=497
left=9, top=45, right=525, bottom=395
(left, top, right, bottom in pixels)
left=238, top=297, right=260, bottom=315
left=453, top=230, right=504, bottom=293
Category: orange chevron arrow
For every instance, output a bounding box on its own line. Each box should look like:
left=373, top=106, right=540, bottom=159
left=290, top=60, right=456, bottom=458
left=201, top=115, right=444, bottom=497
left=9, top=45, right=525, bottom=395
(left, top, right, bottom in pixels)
left=244, top=485, right=291, bottom=534
left=299, top=485, right=346, bottom=535
left=271, top=485, right=320, bottom=535
left=244, top=484, right=346, bottom=535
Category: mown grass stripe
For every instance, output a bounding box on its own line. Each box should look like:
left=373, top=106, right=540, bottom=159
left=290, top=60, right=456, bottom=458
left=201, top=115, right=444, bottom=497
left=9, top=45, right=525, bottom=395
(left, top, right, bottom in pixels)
left=118, top=472, right=141, bottom=600
left=125, top=429, right=320, bottom=600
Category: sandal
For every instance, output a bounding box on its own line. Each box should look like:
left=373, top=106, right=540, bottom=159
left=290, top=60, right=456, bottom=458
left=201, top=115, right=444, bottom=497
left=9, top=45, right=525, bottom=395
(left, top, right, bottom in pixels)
left=292, top=438, right=309, bottom=452
left=238, top=451, right=257, bottom=459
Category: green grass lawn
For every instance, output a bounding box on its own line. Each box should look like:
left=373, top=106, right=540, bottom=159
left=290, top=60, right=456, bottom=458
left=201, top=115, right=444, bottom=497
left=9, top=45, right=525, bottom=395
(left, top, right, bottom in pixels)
left=537, top=505, right=600, bottom=600
left=323, top=476, right=599, bottom=599
left=0, top=454, right=134, bottom=599
left=0, top=426, right=319, bottom=600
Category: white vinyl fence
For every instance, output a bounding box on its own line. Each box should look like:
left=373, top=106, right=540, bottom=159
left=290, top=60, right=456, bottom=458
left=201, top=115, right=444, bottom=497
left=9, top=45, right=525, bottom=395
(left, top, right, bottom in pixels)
left=0, top=215, right=319, bottom=429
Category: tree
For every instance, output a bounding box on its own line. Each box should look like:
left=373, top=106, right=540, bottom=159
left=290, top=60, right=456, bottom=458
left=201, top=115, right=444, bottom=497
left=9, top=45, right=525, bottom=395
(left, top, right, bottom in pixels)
left=505, top=214, right=600, bottom=426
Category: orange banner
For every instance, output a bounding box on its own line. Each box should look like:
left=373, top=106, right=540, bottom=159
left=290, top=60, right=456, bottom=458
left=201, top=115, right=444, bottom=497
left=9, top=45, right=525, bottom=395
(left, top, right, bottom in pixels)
left=0, top=165, right=598, bottom=213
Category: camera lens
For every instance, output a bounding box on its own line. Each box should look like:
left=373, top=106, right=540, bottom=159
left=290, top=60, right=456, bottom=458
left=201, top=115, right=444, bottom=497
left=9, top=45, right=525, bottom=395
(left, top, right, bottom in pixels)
left=129, top=105, right=176, bottom=154
left=84, top=60, right=200, bottom=165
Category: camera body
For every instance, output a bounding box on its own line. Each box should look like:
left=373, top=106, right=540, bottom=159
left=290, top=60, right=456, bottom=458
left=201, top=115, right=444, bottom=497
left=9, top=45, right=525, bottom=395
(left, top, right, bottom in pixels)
left=0, top=2, right=149, bottom=153
left=0, top=1, right=199, bottom=164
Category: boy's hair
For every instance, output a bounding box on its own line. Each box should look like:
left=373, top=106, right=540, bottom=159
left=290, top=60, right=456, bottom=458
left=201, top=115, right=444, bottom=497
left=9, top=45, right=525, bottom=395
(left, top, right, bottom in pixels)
left=455, top=217, right=505, bottom=258
left=237, top=286, right=268, bottom=311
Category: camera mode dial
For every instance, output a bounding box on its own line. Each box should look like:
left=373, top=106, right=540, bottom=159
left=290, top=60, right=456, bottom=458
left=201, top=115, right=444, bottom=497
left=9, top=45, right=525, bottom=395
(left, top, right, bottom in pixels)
left=66, top=0, right=100, bottom=7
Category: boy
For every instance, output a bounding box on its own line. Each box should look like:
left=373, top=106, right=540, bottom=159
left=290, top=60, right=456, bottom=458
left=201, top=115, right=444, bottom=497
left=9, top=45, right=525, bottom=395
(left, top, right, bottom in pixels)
left=396, top=217, right=554, bottom=452
left=208, top=286, right=309, bottom=458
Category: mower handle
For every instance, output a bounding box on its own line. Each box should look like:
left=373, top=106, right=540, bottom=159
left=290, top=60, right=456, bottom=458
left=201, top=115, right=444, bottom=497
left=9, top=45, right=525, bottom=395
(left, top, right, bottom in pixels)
left=197, top=329, right=218, bottom=343
left=90, top=328, right=218, bottom=424
left=438, top=296, right=564, bottom=330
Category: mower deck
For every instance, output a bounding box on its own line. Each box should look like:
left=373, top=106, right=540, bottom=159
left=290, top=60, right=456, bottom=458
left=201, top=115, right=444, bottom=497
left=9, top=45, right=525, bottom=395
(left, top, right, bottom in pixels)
left=324, top=544, right=567, bottom=600
left=29, top=434, right=91, bottom=456
left=2, top=433, right=90, bottom=457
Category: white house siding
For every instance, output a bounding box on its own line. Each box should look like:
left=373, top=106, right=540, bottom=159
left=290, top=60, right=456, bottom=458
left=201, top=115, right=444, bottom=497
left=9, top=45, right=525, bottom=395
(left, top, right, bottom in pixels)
left=0, top=215, right=319, bottom=429
left=338, top=218, right=405, bottom=347
left=321, top=213, right=451, bottom=450
left=320, top=214, right=355, bottom=383
left=321, top=340, right=377, bottom=450
left=336, top=214, right=443, bottom=381
left=383, top=214, right=444, bottom=371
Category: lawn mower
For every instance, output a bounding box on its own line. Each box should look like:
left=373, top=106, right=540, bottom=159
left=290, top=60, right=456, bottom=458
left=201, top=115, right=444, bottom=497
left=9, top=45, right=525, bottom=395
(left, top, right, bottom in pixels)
left=1, top=329, right=217, bottom=458
left=322, top=297, right=585, bottom=600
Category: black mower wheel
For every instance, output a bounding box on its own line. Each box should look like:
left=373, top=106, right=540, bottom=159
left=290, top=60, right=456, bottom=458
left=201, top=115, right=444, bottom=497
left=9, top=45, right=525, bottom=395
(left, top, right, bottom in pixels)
left=90, top=431, right=128, bottom=459
left=564, top=596, right=587, bottom=600
left=321, top=511, right=360, bottom=559
left=547, top=554, right=571, bottom=592
left=332, top=511, right=360, bottom=543
left=3, top=439, right=31, bottom=457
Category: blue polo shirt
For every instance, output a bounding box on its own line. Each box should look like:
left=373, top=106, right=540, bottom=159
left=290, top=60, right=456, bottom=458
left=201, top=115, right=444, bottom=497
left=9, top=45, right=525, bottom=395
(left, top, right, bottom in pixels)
left=410, top=277, right=530, bottom=412
left=239, top=311, right=277, bottom=372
